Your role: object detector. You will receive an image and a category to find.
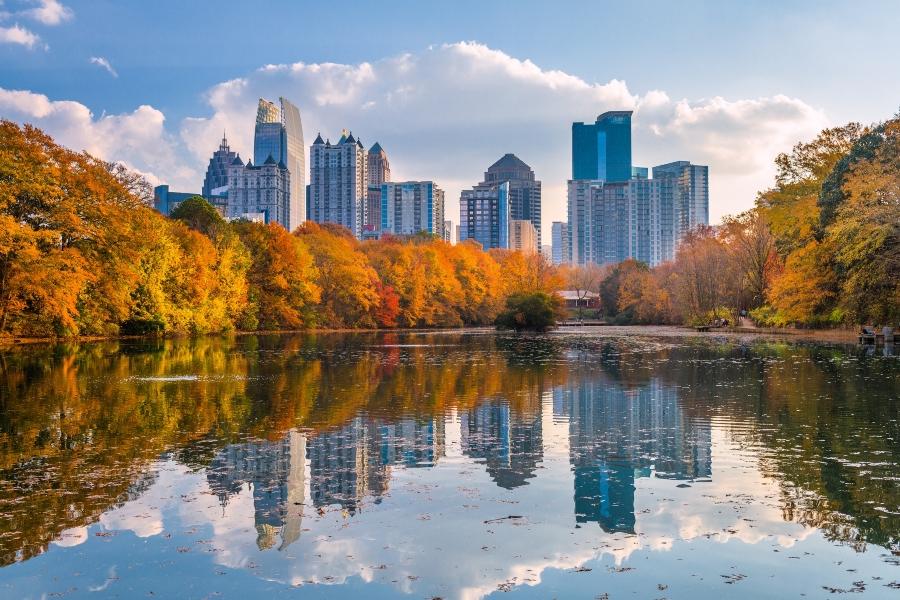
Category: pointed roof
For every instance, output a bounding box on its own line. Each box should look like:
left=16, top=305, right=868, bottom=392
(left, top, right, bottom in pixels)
left=277, top=160, right=287, bottom=169
left=230, top=154, right=243, bottom=166
left=263, top=153, right=277, bottom=165
left=338, top=133, right=347, bottom=144
left=246, top=158, right=253, bottom=168
left=313, top=132, right=324, bottom=145
left=346, top=132, right=356, bottom=144
left=357, top=139, right=363, bottom=148
left=369, top=142, right=383, bottom=154
left=488, top=153, right=531, bottom=172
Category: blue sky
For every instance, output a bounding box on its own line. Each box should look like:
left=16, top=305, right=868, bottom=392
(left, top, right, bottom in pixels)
left=2, top=0, right=898, bottom=227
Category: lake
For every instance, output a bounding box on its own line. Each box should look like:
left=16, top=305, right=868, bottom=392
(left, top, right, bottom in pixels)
left=0, top=329, right=898, bottom=599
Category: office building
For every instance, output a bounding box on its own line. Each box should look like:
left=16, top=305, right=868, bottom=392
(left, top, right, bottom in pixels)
left=509, top=219, right=538, bottom=254
left=253, top=97, right=305, bottom=230
left=365, top=142, right=391, bottom=233
left=309, top=130, right=367, bottom=237
left=443, top=220, right=453, bottom=243
left=482, top=154, right=542, bottom=246
left=459, top=181, right=510, bottom=249
left=572, top=111, right=632, bottom=182
left=202, top=132, right=237, bottom=199
left=551, top=221, right=569, bottom=265
left=380, top=181, right=445, bottom=237
left=652, top=161, right=709, bottom=235
left=225, top=154, right=291, bottom=226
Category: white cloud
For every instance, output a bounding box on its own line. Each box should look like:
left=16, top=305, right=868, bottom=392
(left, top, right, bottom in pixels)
left=89, top=55, right=118, bottom=78
left=0, top=87, right=195, bottom=188
left=23, top=0, right=71, bottom=25
left=1, top=42, right=830, bottom=225
left=0, top=22, right=41, bottom=48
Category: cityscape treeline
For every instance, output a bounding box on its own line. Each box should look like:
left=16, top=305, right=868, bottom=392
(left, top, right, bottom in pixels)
left=0, top=121, right=560, bottom=337
left=2, top=114, right=897, bottom=337
left=566, top=113, right=900, bottom=326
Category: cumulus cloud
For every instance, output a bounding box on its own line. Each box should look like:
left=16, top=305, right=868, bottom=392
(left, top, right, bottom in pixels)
left=0, top=23, right=42, bottom=48
left=89, top=55, right=117, bottom=78
left=182, top=42, right=828, bottom=224
left=0, top=87, right=195, bottom=187
left=1, top=42, right=830, bottom=223
left=23, top=0, right=72, bottom=25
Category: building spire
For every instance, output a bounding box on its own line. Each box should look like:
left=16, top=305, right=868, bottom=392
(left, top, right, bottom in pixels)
left=220, top=130, right=229, bottom=152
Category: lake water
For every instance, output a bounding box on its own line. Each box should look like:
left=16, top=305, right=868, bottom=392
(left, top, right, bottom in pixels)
left=0, top=330, right=898, bottom=599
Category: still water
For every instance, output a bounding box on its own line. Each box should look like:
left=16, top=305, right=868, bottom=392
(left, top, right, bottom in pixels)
left=0, top=330, right=898, bottom=599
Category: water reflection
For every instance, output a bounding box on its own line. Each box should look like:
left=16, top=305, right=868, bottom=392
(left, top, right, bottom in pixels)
left=0, top=332, right=898, bottom=598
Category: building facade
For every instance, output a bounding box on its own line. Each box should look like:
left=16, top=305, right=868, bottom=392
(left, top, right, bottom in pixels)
left=253, top=97, right=305, bottom=230
left=379, top=181, right=445, bottom=237
left=652, top=161, right=709, bottom=236
left=308, top=131, right=368, bottom=237
left=509, top=219, right=538, bottom=254
left=153, top=185, right=201, bottom=216
left=459, top=181, right=510, bottom=250
left=482, top=154, right=542, bottom=246
left=567, top=176, right=680, bottom=268
left=551, top=221, right=570, bottom=265
left=365, top=142, right=390, bottom=234
left=202, top=133, right=237, bottom=200
left=443, top=220, right=453, bottom=243
left=572, top=111, right=633, bottom=182
left=225, top=155, right=291, bottom=226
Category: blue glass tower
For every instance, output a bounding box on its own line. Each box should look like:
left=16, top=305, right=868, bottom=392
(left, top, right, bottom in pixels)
left=572, top=111, right=632, bottom=182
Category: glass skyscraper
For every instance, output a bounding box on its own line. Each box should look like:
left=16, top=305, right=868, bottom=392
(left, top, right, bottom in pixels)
left=572, top=110, right=633, bottom=182
left=253, top=97, right=305, bottom=231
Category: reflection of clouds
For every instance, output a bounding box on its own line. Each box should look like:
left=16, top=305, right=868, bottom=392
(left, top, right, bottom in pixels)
left=81, top=415, right=859, bottom=599
left=52, top=526, right=88, bottom=548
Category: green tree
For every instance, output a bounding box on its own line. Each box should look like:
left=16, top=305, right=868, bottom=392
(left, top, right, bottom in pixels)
left=495, top=291, right=564, bottom=332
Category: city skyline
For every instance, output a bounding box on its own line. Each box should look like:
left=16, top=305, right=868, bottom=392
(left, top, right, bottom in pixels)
left=3, top=2, right=898, bottom=234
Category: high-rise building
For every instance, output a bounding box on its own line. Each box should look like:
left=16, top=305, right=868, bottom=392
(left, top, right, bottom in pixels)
left=202, top=132, right=237, bottom=200
left=567, top=177, right=678, bottom=267
left=551, top=221, right=570, bottom=265
left=572, top=111, right=633, bottom=182
left=380, top=181, right=445, bottom=237
left=365, top=142, right=390, bottom=233
left=253, top=97, right=305, bottom=230
left=509, top=219, right=538, bottom=254
left=459, top=181, right=510, bottom=249
left=225, top=154, right=291, bottom=226
left=443, top=220, right=453, bottom=244
left=482, top=154, right=542, bottom=246
left=652, top=161, right=709, bottom=236
left=309, top=131, right=367, bottom=237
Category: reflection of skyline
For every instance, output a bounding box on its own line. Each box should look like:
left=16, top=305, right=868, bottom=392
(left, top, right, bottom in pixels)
left=559, top=377, right=712, bottom=533
left=207, top=430, right=306, bottom=550
left=461, top=401, right=544, bottom=489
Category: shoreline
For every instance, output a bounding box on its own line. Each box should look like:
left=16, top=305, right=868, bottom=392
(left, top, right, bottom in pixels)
left=0, top=324, right=864, bottom=348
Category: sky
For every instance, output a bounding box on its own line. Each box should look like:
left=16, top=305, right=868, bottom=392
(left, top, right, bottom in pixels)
left=1, top=0, right=899, bottom=232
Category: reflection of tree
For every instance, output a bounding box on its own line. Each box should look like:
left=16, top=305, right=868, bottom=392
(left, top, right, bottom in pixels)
left=0, top=332, right=567, bottom=564
left=0, top=333, right=896, bottom=567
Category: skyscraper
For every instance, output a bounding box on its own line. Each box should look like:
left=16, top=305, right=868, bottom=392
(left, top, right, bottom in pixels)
left=202, top=132, right=237, bottom=199
left=253, top=97, right=305, bottom=230
left=482, top=154, right=542, bottom=246
left=572, top=111, right=633, bottom=182
left=459, top=181, right=510, bottom=250
left=551, top=221, right=569, bottom=265
left=380, top=181, right=445, bottom=237
left=226, top=154, right=291, bottom=226
left=509, top=219, right=538, bottom=254
left=309, top=131, right=368, bottom=237
left=365, top=142, right=390, bottom=232
left=652, top=161, right=709, bottom=236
